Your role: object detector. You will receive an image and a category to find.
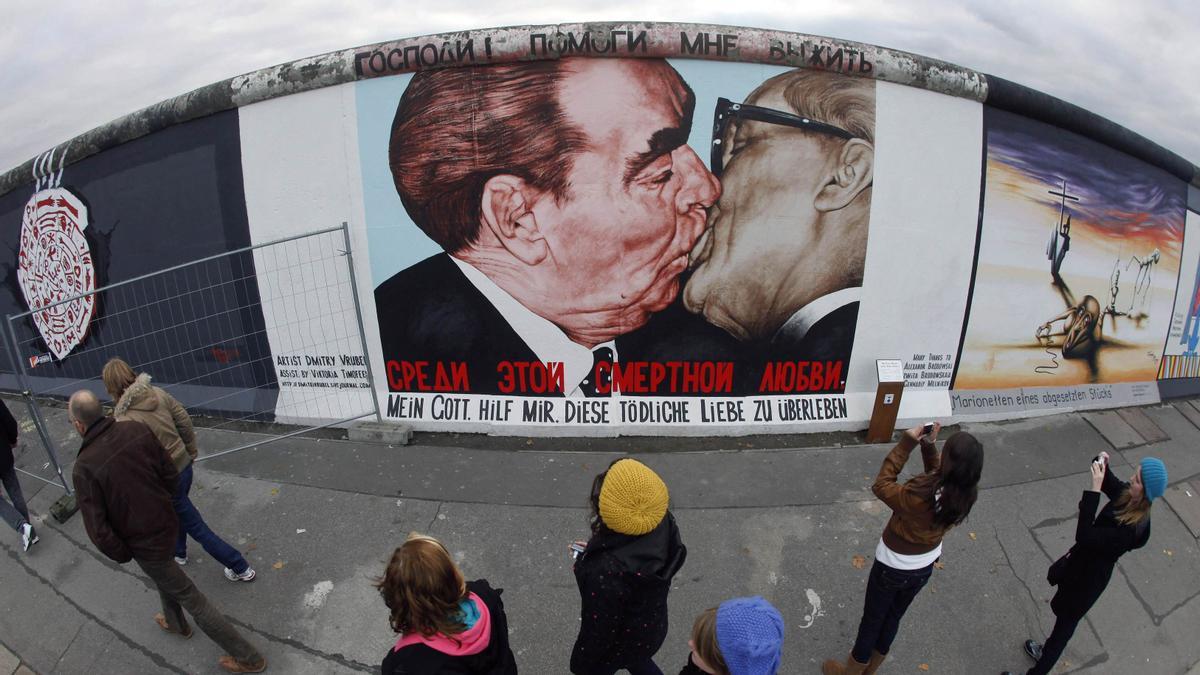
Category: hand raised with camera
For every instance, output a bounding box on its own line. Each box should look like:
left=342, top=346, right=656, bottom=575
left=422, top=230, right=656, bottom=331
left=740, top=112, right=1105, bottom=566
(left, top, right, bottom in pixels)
left=904, top=422, right=941, bottom=443
left=1089, top=458, right=1105, bottom=492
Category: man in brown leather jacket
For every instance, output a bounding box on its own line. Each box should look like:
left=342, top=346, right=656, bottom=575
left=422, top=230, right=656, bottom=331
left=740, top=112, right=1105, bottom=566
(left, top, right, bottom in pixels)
left=68, top=390, right=267, bottom=673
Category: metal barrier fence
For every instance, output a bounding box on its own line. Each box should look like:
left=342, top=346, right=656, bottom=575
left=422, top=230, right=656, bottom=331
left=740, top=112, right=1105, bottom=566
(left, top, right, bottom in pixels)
left=3, top=223, right=380, bottom=493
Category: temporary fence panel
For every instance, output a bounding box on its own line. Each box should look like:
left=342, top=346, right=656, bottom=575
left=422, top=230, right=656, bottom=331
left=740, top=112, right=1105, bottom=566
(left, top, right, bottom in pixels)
left=3, top=223, right=379, bottom=490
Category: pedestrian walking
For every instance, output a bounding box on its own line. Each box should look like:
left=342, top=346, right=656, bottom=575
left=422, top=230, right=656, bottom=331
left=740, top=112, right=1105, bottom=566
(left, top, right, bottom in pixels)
left=103, top=358, right=256, bottom=582
left=376, top=532, right=518, bottom=674
left=570, top=458, right=687, bottom=675
left=67, top=390, right=266, bottom=672
left=678, top=597, right=785, bottom=675
left=823, top=424, right=984, bottom=675
left=1002, top=452, right=1166, bottom=675
left=0, top=398, right=38, bottom=551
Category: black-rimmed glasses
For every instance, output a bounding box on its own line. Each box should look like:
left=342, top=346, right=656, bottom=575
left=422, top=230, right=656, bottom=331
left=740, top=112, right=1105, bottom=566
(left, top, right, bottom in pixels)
left=710, top=96, right=858, bottom=177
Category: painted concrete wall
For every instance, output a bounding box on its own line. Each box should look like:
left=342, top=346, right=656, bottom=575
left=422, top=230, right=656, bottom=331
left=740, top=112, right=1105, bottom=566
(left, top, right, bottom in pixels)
left=1, top=23, right=1197, bottom=435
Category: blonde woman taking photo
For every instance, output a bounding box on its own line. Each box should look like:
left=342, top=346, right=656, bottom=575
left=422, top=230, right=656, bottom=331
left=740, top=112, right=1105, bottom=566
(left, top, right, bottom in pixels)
left=102, top=358, right=255, bottom=582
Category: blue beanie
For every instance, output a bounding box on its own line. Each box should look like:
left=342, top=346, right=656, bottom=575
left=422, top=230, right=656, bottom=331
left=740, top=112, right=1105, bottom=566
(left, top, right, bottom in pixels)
left=716, top=597, right=784, bottom=675
left=1140, top=457, right=1167, bottom=502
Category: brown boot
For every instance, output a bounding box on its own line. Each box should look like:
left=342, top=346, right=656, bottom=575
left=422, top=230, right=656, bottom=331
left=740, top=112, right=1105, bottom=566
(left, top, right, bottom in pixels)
left=821, top=652, right=868, bottom=675
left=863, top=650, right=886, bottom=674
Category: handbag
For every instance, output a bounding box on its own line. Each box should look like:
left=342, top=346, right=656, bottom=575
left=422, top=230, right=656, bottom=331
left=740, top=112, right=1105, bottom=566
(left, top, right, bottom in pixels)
left=1046, top=551, right=1071, bottom=586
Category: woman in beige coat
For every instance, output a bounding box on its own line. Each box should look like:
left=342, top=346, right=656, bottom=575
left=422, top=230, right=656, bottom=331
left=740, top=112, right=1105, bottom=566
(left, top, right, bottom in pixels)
left=103, top=358, right=255, bottom=582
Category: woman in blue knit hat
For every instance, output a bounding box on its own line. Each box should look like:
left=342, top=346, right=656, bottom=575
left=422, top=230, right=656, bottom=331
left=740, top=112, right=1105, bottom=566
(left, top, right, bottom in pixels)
left=678, top=596, right=784, bottom=675
left=1003, top=453, right=1166, bottom=675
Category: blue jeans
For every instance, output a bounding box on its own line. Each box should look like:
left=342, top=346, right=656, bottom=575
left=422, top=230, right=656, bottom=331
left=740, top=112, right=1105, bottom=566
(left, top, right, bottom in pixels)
left=851, top=559, right=934, bottom=663
left=0, top=464, right=31, bottom=532
left=173, top=465, right=249, bottom=574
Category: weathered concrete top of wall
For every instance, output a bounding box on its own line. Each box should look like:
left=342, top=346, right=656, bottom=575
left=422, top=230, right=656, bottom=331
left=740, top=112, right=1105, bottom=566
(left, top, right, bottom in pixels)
left=2, top=21, right=1196, bottom=196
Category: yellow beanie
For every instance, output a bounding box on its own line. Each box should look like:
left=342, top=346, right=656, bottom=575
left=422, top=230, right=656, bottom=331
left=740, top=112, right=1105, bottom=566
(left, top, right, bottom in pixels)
left=599, top=459, right=669, bottom=536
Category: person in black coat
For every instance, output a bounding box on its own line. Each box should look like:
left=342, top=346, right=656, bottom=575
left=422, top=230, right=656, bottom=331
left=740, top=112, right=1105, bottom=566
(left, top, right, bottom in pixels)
left=0, top=399, right=37, bottom=551
left=1003, top=452, right=1167, bottom=675
left=377, top=533, right=517, bottom=675
left=571, top=458, right=687, bottom=675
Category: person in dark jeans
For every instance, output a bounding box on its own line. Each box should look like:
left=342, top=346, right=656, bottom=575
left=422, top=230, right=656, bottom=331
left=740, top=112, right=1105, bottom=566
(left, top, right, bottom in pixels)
left=104, top=359, right=255, bottom=581
left=0, top=399, right=38, bottom=552
left=823, top=424, right=984, bottom=675
left=1002, top=453, right=1164, bottom=675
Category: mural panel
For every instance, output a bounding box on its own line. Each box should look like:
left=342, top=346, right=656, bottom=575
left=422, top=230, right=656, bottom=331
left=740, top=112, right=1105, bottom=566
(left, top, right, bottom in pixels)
left=361, top=59, right=880, bottom=428
left=953, top=107, right=1187, bottom=415
left=1157, top=208, right=1200, bottom=396
left=0, top=111, right=276, bottom=416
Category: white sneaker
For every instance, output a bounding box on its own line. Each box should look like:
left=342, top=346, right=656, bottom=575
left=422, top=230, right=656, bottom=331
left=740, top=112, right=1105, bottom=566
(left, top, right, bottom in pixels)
left=20, top=523, right=37, bottom=551
left=224, top=566, right=256, bottom=582
left=174, top=555, right=188, bottom=566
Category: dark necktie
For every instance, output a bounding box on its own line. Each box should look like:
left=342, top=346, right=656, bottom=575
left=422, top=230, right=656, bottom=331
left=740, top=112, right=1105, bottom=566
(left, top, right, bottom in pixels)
left=579, top=346, right=614, bottom=397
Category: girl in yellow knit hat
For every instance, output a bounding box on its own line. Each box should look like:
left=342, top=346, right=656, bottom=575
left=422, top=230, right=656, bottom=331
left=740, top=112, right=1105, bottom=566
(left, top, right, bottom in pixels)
left=569, top=458, right=687, bottom=675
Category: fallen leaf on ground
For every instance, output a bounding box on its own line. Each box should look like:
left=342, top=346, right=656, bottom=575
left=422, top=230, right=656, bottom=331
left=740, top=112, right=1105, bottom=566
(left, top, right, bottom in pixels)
left=968, top=532, right=977, bottom=540
left=272, top=560, right=285, bottom=570
left=933, top=561, right=945, bottom=570
left=918, top=664, right=930, bottom=671
left=245, top=543, right=257, bottom=551
left=270, top=488, right=280, bottom=496
left=851, top=555, right=866, bottom=569
left=1164, top=549, right=1173, bottom=556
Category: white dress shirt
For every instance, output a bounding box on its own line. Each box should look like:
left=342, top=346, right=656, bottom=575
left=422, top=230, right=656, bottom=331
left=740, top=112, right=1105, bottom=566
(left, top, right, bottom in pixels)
left=773, top=287, right=862, bottom=346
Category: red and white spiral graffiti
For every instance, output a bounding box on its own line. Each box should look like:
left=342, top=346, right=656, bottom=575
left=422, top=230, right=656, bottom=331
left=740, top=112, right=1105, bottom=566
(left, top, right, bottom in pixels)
left=17, top=188, right=95, bottom=360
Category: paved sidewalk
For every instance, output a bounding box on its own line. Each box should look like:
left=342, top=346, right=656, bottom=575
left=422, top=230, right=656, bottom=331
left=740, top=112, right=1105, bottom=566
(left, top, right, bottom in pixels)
left=1, top=396, right=1198, bottom=673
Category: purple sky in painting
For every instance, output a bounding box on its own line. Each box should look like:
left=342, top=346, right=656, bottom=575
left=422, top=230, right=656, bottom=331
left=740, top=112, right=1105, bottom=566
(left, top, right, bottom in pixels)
left=987, top=107, right=1187, bottom=244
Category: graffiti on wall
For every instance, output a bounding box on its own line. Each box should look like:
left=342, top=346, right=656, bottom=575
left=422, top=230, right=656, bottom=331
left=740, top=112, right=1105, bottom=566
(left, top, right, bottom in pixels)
left=17, top=148, right=95, bottom=361
left=1160, top=209, right=1200, bottom=379
left=0, top=111, right=277, bottom=416
left=364, top=58, right=875, bottom=426
left=952, top=108, right=1186, bottom=414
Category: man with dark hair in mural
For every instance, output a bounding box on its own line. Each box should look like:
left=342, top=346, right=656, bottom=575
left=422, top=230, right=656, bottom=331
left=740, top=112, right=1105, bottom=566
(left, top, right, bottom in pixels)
left=375, top=58, right=727, bottom=395
left=683, top=69, right=875, bottom=365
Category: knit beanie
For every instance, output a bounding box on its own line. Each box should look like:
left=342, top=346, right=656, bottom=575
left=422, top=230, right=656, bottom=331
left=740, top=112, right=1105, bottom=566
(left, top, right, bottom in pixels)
left=716, top=596, right=785, bottom=675
left=1140, top=457, right=1167, bottom=502
left=598, top=459, right=669, bottom=536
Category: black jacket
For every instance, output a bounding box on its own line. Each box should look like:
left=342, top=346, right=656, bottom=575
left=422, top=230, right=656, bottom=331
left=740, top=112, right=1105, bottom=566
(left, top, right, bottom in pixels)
left=678, top=654, right=706, bottom=674
left=71, top=418, right=179, bottom=563
left=1051, top=465, right=1150, bottom=621
left=0, top=400, right=18, bottom=475
left=570, top=512, right=687, bottom=674
left=381, top=579, right=518, bottom=675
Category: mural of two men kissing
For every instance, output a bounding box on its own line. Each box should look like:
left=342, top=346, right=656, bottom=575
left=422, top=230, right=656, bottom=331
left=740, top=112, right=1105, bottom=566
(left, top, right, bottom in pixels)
left=369, top=58, right=876, bottom=399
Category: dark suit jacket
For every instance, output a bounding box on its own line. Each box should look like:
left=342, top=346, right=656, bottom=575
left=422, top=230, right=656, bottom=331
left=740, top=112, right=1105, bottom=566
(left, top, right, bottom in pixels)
left=374, top=254, right=747, bottom=396
left=770, top=301, right=859, bottom=367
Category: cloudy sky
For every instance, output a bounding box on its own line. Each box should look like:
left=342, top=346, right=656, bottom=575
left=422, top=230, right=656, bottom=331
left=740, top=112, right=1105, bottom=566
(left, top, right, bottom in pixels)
left=1, top=0, right=1197, bottom=175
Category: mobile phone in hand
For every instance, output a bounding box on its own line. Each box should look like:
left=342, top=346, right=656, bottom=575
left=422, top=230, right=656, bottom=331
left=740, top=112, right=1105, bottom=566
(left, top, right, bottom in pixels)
left=569, top=542, right=586, bottom=560
left=921, top=422, right=934, bottom=437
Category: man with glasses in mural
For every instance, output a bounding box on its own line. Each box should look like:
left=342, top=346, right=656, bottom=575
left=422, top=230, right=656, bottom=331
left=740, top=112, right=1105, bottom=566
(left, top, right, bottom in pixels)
left=376, top=58, right=731, bottom=396
left=684, top=69, right=875, bottom=368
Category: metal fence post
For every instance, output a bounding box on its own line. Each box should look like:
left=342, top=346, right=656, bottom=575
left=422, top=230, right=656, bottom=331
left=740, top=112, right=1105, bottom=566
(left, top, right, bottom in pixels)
left=340, top=221, right=383, bottom=423
left=3, top=315, right=73, bottom=494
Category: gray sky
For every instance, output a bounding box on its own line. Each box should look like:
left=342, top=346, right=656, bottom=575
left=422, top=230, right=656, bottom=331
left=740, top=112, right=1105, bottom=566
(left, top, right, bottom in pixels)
left=2, top=0, right=1197, bottom=176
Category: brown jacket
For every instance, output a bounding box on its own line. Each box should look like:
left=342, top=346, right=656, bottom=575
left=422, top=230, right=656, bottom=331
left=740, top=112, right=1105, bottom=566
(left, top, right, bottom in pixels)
left=72, top=417, right=179, bottom=563
left=114, top=373, right=197, bottom=473
left=873, top=435, right=949, bottom=555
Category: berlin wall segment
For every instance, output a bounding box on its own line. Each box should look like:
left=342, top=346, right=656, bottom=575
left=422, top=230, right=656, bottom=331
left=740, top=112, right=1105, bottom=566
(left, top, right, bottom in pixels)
left=2, top=22, right=1198, bottom=436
